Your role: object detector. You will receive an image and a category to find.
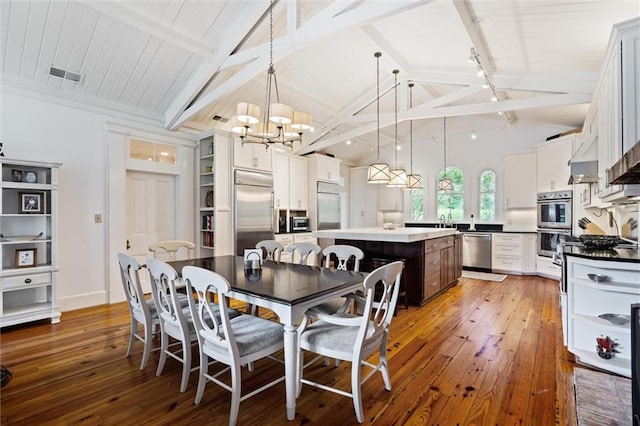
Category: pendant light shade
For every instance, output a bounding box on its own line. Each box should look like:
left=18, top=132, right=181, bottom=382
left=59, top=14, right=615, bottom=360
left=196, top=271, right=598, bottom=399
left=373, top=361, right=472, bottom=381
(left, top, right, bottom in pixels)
left=405, top=174, right=423, bottom=190
left=387, top=69, right=407, bottom=188
left=368, top=52, right=390, bottom=184
left=437, top=178, right=454, bottom=191
left=368, top=163, right=391, bottom=183
left=403, top=82, right=423, bottom=190
left=236, top=102, right=261, bottom=124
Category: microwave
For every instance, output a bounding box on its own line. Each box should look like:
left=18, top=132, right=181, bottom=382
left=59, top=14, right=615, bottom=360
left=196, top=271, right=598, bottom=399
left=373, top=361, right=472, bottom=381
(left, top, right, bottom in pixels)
left=290, top=217, right=310, bottom=232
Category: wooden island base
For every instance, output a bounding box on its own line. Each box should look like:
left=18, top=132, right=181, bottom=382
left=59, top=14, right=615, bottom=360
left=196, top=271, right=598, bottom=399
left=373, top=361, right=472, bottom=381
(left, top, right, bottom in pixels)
left=334, top=233, right=462, bottom=306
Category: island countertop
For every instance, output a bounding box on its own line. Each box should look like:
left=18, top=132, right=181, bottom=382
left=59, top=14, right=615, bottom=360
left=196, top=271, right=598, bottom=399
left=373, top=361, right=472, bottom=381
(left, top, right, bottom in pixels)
left=312, top=227, right=459, bottom=243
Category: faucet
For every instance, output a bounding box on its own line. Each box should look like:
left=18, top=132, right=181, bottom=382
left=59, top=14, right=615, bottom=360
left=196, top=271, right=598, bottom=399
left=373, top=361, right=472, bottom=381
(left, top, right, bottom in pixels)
left=447, top=212, right=453, bottom=227
left=439, top=215, right=446, bottom=228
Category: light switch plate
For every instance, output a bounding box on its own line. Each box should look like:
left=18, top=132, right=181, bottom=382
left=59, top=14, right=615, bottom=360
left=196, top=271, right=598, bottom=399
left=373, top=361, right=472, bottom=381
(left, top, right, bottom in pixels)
left=94, top=214, right=102, bottom=223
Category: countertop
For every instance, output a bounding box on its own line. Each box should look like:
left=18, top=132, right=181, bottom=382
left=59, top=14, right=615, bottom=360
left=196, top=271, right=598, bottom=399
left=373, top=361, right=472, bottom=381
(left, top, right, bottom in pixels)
left=563, top=246, right=640, bottom=263
left=312, top=227, right=458, bottom=243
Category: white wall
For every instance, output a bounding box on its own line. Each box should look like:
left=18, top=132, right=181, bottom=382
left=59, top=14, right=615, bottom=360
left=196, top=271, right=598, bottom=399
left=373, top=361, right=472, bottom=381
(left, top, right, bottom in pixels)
left=1, top=89, right=196, bottom=312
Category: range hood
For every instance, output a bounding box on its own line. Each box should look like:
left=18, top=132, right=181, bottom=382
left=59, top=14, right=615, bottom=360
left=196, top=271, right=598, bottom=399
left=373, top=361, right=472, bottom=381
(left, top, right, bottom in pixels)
left=568, top=161, right=599, bottom=184
left=608, top=140, right=640, bottom=184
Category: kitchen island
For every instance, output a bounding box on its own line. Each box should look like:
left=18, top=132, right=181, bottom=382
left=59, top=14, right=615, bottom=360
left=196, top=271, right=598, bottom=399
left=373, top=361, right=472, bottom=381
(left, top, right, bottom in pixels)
left=313, top=227, right=462, bottom=306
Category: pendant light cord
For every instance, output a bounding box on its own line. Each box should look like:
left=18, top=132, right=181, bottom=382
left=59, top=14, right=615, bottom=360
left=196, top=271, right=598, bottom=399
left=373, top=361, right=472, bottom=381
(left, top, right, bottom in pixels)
left=393, top=69, right=399, bottom=167
left=375, top=52, right=381, bottom=161
left=443, top=116, right=448, bottom=180
left=409, top=83, right=414, bottom=173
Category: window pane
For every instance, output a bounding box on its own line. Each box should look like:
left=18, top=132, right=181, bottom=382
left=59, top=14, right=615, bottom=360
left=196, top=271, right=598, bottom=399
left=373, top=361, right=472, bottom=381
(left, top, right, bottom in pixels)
left=130, top=139, right=154, bottom=161
left=155, top=144, right=177, bottom=165
left=437, top=167, right=463, bottom=221
left=479, top=170, right=496, bottom=221
left=411, top=190, right=424, bottom=221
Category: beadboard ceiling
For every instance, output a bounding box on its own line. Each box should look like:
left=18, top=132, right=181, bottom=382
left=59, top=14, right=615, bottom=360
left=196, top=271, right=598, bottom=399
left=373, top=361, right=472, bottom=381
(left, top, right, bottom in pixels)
left=2, top=0, right=639, bottom=164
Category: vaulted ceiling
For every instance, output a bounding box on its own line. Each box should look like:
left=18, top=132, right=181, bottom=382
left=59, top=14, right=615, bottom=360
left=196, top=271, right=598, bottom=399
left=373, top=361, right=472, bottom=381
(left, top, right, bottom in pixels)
left=2, top=0, right=639, bottom=164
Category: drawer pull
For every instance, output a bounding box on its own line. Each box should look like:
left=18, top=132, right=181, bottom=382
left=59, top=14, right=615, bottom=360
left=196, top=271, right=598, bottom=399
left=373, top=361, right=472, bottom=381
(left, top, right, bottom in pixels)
left=587, top=273, right=610, bottom=283
left=25, top=278, right=32, bottom=284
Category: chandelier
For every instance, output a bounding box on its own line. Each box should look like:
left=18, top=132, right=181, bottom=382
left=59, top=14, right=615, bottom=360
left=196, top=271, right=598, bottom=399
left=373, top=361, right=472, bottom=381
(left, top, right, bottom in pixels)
left=387, top=69, right=407, bottom=187
left=367, top=52, right=391, bottom=184
left=231, top=0, right=312, bottom=148
left=403, top=82, right=423, bottom=190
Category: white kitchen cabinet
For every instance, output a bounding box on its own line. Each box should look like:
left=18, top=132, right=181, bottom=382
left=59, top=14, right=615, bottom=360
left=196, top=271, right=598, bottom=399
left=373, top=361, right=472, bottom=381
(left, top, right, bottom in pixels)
left=1, top=159, right=61, bottom=327
left=566, top=255, right=639, bottom=378
left=349, top=167, right=377, bottom=228
left=537, top=255, right=561, bottom=279
left=504, top=152, right=536, bottom=209
left=522, top=234, right=538, bottom=274
left=378, top=185, right=404, bottom=212
left=197, top=133, right=232, bottom=257
left=233, top=141, right=272, bottom=172
left=492, top=234, right=523, bottom=273
left=274, top=232, right=317, bottom=265
left=310, top=154, right=340, bottom=183
left=274, top=234, right=294, bottom=263
left=274, top=152, right=309, bottom=223
left=536, top=135, right=574, bottom=192
left=594, top=18, right=640, bottom=202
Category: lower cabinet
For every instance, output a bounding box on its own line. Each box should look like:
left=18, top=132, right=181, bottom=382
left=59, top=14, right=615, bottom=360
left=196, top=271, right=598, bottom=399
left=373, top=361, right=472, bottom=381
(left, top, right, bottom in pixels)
left=491, top=233, right=537, bottom=275
left=421, top=235, right=458, bottom=305
left=274, top=233, right=318, bottom=265
left=566, top=255, right=638, bottom=378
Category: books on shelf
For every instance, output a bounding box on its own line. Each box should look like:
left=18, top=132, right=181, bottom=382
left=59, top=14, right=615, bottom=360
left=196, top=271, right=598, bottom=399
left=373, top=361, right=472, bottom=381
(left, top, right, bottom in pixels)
left=201, top=214, right=214, bottom=230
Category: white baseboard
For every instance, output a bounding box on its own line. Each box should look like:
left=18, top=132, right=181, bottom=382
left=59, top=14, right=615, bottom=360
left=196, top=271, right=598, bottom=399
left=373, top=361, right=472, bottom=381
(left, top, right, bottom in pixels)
left=58, top=291, right=108, bottom=312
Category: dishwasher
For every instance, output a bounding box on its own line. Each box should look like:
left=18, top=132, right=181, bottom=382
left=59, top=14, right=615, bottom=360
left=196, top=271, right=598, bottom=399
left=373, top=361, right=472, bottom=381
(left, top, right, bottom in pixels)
left=462, top=233, right=492, bottom=271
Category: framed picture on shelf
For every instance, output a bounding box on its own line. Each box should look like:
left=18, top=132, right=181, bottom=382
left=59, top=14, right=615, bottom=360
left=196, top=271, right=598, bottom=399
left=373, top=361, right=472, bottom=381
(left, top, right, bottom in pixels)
left=22, top=170, right=37, bottom=183
left=15, top=248, right=37, bottom=268
left=19, top=192, right=45, bottom=214
left=11, top=169, right=22, bottom=182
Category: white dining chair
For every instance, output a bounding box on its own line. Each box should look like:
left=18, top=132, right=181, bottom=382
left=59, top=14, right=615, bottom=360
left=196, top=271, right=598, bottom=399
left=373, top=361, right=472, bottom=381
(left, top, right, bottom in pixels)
left=147, top=257, right=242, bottom=393
left=183, top=265, right=285, bottom=426
left=297, top=260, right=404, bottom=423
left=117, top=253, right=160, bottom=370
left=148, top=240, right=195, bottom=261
left=286, top=242, right=321, bottom=266
left=255, top=240, right=284, bottom=262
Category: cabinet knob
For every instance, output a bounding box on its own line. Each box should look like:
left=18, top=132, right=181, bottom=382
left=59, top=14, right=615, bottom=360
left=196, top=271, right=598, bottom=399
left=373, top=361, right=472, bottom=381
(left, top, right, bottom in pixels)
left=25, top=278, right=32, bottom=284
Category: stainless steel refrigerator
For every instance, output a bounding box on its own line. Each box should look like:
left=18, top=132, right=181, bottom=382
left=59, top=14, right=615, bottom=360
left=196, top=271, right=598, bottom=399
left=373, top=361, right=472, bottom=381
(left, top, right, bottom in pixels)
left=234, top=169, right=274, bottom=256
left=317, top=181, right=341, bottom=230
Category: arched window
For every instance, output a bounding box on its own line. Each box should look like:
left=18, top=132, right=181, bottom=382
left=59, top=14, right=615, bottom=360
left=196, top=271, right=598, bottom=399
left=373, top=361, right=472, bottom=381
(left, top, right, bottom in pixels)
left=436, top=166, right=463, bottom=221
left=480, top=170, right=496, bottom=221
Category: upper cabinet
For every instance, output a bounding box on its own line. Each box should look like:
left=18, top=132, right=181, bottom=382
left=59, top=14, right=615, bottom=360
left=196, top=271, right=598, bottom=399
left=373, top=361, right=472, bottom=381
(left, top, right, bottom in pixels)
left=575, top=17, right=640, bottom=202
left=273, top=151, right=309, bottom=211
left=504, top=152, right=537, bottom=209
left=233, top=141, right=272, bottom=172
left=536, top=134, right=574, bottom=192
left=378, top=185, right=404, bottom=212
left=309, top=154, right=341, bottom=183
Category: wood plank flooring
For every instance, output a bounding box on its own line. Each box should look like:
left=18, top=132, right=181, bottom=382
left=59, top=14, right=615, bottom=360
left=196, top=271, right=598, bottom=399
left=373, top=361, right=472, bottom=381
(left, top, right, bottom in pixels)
left=0, top=274, right=578, bottom=425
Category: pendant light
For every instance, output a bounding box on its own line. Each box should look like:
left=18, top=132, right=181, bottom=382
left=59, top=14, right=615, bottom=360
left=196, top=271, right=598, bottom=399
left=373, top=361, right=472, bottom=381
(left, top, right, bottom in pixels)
left=437, top=116, right=454, bottom=191
left=387, top=69, right=407, bottom=187
left=367, top=52, right=390, bottom=184
left=404, top=82, right=423, bottom=190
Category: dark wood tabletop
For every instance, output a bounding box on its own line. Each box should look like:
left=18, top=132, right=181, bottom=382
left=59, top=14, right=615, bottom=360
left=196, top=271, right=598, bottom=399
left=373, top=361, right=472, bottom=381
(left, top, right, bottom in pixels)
left=167, top=255, right=367, bottom=305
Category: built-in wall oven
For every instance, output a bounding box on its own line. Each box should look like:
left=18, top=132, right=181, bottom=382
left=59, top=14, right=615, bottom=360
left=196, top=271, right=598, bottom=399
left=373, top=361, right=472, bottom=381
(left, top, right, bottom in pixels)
left=537, top=190, right=572, bottom=257
left=537, top=190, right=572, bottom=229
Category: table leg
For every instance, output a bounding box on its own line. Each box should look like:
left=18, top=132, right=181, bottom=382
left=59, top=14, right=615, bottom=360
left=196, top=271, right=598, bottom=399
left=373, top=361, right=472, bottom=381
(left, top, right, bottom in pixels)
left=284, top=324, right=298, bottom=420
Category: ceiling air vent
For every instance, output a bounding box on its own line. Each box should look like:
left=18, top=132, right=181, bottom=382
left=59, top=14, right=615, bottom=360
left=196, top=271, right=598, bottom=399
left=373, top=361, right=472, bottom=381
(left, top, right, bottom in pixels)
left=211, top=115, right=229, bottom=123
left=48, top=66, right=84, bottom=84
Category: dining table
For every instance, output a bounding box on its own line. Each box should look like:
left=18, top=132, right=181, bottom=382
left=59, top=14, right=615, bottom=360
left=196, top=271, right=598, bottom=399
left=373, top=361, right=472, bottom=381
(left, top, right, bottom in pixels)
left=167, top=255, right=367, bottom=421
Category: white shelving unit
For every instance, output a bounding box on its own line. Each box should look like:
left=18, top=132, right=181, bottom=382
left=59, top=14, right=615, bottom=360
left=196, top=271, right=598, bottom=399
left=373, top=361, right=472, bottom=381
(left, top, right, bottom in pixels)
left=198, top=135, right=215, bottom=256
left=0, top=159, right=61, bottom=327
left=566, top=255, right=639, bottom=378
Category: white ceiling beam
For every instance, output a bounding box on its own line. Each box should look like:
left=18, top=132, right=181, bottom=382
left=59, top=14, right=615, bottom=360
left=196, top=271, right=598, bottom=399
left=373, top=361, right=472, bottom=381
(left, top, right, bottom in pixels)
left=164, top=1, right=271, bottom=130
left=171, top=0, right=430, bottom=130
left=300, top=92, right=591, bottom=154
left=81, top=1, right=213, bottom=57
left=452, top=0, right=493, bottom=76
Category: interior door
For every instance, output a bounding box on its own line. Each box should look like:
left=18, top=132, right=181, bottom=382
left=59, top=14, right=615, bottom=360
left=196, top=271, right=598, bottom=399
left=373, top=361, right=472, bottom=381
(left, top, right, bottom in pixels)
left=126, top=171, right=176, bottom=291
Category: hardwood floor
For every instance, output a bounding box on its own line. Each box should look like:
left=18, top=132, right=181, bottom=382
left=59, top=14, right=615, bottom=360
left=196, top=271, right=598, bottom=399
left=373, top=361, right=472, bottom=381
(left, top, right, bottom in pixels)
left=0, top=274, right=577, bottom=425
